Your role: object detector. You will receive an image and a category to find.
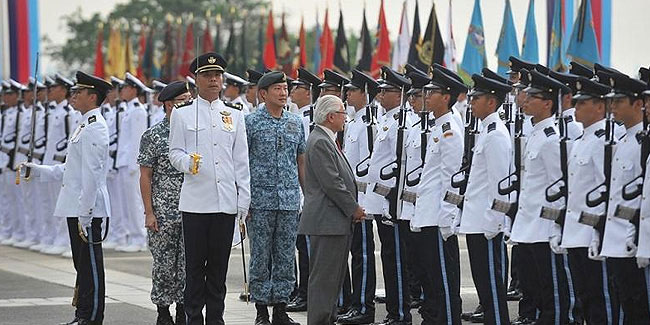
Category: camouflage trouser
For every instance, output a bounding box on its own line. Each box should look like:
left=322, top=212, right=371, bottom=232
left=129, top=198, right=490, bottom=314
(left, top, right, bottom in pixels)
left=247, top=209, right=299, bottom=305
left=148, top=218, right=185, bottom=306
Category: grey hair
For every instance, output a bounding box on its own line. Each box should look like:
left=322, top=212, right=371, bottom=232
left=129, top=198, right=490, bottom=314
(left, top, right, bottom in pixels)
left=314, top=95, right=344, bottom=125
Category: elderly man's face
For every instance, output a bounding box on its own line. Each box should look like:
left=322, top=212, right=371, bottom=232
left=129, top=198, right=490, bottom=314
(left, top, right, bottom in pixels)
left=328, top=102, right=347, bottom=132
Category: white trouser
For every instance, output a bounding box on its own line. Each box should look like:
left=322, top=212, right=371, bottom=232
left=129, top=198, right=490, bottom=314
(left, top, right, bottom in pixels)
left=20, top=178, right=40, bottom=243
left=118, top=166, right=146, bottom=245
left=106, top=170, right=127, bottom=244
left=0, top=170, right=10, bottom=239
left=37, top=179, right=61, bottom=246
left=3, top=171, right=24, bottom=241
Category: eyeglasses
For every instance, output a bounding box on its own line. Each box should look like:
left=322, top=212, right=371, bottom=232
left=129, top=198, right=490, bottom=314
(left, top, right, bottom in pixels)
left=380, top=89, right=401, bottom=94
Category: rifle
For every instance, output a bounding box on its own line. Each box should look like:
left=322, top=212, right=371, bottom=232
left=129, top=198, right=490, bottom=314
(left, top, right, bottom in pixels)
left=540, top=95, right=569, bottom=227
left=578, top=101, right=615, bottom=253
left=405, top=109, right=430, bottom=187
left=356, top=84, right=376, bottom=177
left=20, top=53, right=40, bottom=182
left=377, top=87, right=408, bottom=221
left=444, top=101, right=478, bottom=209
left=109, top=100, right=122, bottom=170
left=615, top=103, right=649, bottom=245
left=492, top=92, right=523, bottom=220
left=308, top=85, right=315, bottom=133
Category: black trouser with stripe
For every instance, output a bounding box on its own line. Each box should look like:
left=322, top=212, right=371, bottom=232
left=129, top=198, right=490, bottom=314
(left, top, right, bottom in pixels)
left=343, top=219, right=376, bottom=315
left=375, top=217, right=412, bottom=322
left=466, top=233, right=509, bottom=324
left=409, top=227, right=462, bottom=324
left=567, top=248, right=619, bottom=324
left=517, top=242, right=574, bottom=324
left=67, top=217, right=105, bottom=322
left=609, top=257, right=650, bottom=324
left=182, top=212, right=235, bottom=325
left=294, top=234, right=309, bottom=300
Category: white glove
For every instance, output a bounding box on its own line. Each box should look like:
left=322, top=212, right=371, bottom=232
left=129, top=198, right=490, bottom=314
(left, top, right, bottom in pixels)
left=505, top=236, right=517, bottom=246
left=381, top=199, right=393, bottom=220
left=79, top=216, right=92, bottom=237
left=19, top=162, right=42, bottom=177
left=484, top=229, right=499, bottom=240
left=625, top=226, right=637, bottom=255
left=549, top=224, right=567, bottom=254
left=588, top=231, right=605, bottom=261
left=439, top=226, right=454, bottom=241
left=637, top=257, right=650, bottom=269
left=504, top=217, right=512, bottom=238
left=238, top=207, right=249, bottom=222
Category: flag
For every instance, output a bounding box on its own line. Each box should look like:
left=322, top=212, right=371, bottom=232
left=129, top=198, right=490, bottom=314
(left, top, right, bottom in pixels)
left=458, top=0, right=487, bottom=84
left=407, top=0, right=422, bottom=69
left=105, top=25, right=125, bottom=78
left=225, top=21, right=237, bottom=71
left=214, top=14, right=222, bottom=53
left=412, top=2, right=445, bottom=72
left=293, top=15, right=307, bottom=75
left=161, top=20, right=173, bottom=81
left=257, top=14, right=264, bottom=70
left=319, top=8, right=335, bottom=74
left=312, top=11, right=321, bottom=73
left=496, top=0, right=519, bottom=77
left=547, top=0, right=567, bottom=71
left=173, top=19, right=184, bottom=78
left=240, top=16, right=248, bottom=75
left=179, top=22, right=194, bottom=77
left=142, top=25, right=156, bottom=80
left=443, top=0, right=458, bottom=71
left=333, top=9, right=350, bottom=74
left=125, top=31, right=136, bottom=75
left=567, top=0, right=601, bottom=67
left=203, top=21, right=214, bottom=53
left=263, top=10, right=277, bottom=70
left=94, top=24, right=105, bottom=79
left=136, top=26, right=147, bottom=79
left=521, top=0, right=539, bottom=63
left=370, top=0, right=390, bottom=77
left=391, top=1, right=410, bottom=72
left=590, top=0, right=611, bottom=66
left=277, top=13, right=293, bottom=75
left=355, top=7, right=372, bottom=72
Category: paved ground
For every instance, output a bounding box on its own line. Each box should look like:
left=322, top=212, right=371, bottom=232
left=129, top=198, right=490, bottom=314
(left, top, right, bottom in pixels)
left=0, top=235, right=522, bottom=324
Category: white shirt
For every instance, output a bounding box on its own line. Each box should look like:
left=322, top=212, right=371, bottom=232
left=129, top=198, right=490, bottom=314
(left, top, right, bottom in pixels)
left=511, top=116, right=562, bottom=243
left=401, top=113, right=430, bottom=221
left=43, top=100, right=73, bottom=165
left=638, top=155, right=650, bottom=258
left=561, top=120, right=606, bottom=248
left=115, top=97, right=147, bottom=169
left=0, top=106, right=18, bottom=169
left=168, top=96, right=251, bottom=214
left=35, top=108, right=111, bottom=218
left=232, top=95, right=251, bottom=115
left=344, top=108, right=373, bottom=208
left=601, top=122, right=643, bottom=258
left=413, top=111, right=463, bottom=228
left=14, top=104, right=32, bottom=167
left=149, top=104, right=166, bottom=126
left=459, top=112, right=512, bottom=234
left=298, top=104, right=312, bottom=140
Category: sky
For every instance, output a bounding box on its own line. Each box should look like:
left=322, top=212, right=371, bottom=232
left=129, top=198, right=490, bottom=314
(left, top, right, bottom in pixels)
left=39, top=0, right=650, bottom=77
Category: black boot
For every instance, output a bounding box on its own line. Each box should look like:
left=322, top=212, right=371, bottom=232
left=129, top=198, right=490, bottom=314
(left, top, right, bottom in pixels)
left=256, top=304, right=272, bottom=325
left=272, top=303, right=300, bottom=325
left=175, top=303, right=185, bottom=325
left=156, top=305, right=174, bottom=325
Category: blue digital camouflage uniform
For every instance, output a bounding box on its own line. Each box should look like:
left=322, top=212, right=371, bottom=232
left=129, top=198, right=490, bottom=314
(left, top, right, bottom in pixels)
left=245, top=105, right=306, bottom=305
left=137, top=117, right=185, bottom=306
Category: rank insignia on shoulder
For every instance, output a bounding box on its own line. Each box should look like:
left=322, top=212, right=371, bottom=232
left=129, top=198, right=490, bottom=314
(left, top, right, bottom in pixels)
left=442, top=122, right=451, bottom=133
left=303, top=110, right=310, bottom=117
left=594, top=129, right=605, bottom=138
left=544, top=127, right=556, bottom=137
left=225, top=101, right=243, bottom=110
left=433, top=137, right=439, bottom=143
left=393, top=113, right=399, bottom=120
left=487, top=122, right=496, bottom=133
left=566, top=115, right=574, bottom=123
left=133, top=102, right=140, bottom=106
left=173, top=100, right=193, bottom=109
left=220, top=110, right=231, bottom=116
left=88, top=115, right=96, bottom=124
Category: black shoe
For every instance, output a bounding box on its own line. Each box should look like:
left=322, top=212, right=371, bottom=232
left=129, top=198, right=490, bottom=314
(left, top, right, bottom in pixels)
left=337, top=306, right=350, bottom=316
left=511, top=316, right=535, bottom=325
left=469, top=311, right=484, bottom=323
left=336, top=309, right=354, bottom=322
left=156, top=305, right=174, bottom=325
left=272, top=303, right=300, bottom=325
left=461, top=304, right=483, bottom=321
left=175, top=303, right=186, bottom=325
left=372, top=318, right=411, bottom=325
left=239, top=291, right=251, bottom=302
left=374, top=295, right=386, bottom=304
left=256, top=304, right=272, bottom=325
left=286, top=296, right=307, bottom=312
left=408, top=298, right=421, bottom=309
left=338, top=309, right=375, bottom=324
left=59, top=318, right=80, bottom=325
left=506, top=289, right=523, bottom=301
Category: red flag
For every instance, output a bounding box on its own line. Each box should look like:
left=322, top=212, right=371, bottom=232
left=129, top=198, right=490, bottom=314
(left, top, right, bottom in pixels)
left=263, top=10, right=277, bottom=70
left=298, top=16, right=307, bottom=70
left=136, top=26, right=147, bottom=79
left=370, top=0, right=391, bottom=77
left=203, top=22, right=214, bottom=52
left=179, top=22, right=194, bottom=77
left=94, top=24, right=105, bottom=79
left=318, top=9, right=334, bottom=74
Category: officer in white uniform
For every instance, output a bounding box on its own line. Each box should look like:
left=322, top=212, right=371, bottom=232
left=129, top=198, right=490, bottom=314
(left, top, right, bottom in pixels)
left=244, top=69, right=263, bottom=113
left=366, top=67, right=413, bottom=325
left=223, top=72, right=250, bottom=115
left=560, top=77, right=620, bottom=323
left=637, top=89, right=650, bottom=268
left=410, top=68, right=467, bottom=324
left=168, top=52, right=250, bottom=325
left=337, top=69, right=378, bottom=324
left=547, top=70, right=584, bottom=143
left=149, top=80, right=167, bottom=126
left=597, top=72, right=650, bottom=322
left=23, top=71, right=112, bottom=325
left=114, top=72, right=148, bottom=252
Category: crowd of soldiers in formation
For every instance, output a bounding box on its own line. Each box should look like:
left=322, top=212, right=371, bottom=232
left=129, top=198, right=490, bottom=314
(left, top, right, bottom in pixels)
left=1, top=54, right=649, bottom=325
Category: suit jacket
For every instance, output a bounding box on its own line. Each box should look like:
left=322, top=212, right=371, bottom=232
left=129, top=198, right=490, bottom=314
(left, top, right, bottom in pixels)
left=299, top=126, right=358, bottom=236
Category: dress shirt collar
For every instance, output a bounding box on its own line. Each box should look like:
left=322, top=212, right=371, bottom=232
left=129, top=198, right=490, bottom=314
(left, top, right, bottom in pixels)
left=625, top=122, right=643, bottom=137
left=435, top=111, right=454, bottom=127
left=317, top=124, right=337, bottom=143
left=353, top=107, right=366, bottom=121
left=197, top=95, right=222, bottom=107
left=561, top=107, right=576, bottom=117
left=532, top=116, right=555, bottom=132
left=480, top=111, right=501, bottom=131
left=81, top=107, right=101, bottom=122
left=583, top=119, right=605, bottom=137
left=298, top=104, right=311, bottom=114
left=127, top=97, right=141, bottom=107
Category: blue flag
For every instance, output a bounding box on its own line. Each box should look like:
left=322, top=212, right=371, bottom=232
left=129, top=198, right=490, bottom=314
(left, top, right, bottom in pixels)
left=312, top=14, right=321, bottom=73
left=567, top=0, right=600, bottom=67
left=496, top=0, right=519, bottom=77
left=459, top=0, right=487, bottom=84
left=521, top=0, right=539, bottom=63
left=547, top=0, right=567, bottom=71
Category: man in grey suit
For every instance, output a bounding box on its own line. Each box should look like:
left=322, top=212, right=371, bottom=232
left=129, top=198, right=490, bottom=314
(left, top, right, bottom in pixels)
left=299, top=95, right=366, bottom=325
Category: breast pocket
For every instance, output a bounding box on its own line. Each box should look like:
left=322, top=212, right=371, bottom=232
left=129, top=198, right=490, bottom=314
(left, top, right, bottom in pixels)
left=619, top=160, right=635, bottom=178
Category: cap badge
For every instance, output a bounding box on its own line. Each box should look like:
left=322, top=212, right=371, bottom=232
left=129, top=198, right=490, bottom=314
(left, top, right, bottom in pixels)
left=609, top=77, right=615, bottom=87
left=208, top=56, right=217, bottom=64
left=576, top=81, right=582, bottom=90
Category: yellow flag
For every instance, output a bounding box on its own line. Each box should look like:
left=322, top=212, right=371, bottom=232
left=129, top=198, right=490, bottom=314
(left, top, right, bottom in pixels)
left=124, top=31, right=135, bottom=75
left=105, top=25, right=126, bottom=78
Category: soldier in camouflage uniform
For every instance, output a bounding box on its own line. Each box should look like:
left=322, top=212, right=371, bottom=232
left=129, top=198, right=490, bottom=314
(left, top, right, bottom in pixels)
left=245, top=71, right=306, bottom=325
left=138, top=81, right=192, bottom=325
